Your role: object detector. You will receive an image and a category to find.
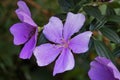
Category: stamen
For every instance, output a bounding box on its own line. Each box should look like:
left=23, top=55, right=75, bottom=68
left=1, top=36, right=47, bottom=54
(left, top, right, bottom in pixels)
left=60, top=38, right=69, bottom=48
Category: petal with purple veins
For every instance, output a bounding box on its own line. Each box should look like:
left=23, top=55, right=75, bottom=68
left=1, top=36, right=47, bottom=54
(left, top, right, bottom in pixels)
left=43, top=17, right=63, bottom=44
left=16, top=1, right=37, bottom=26
left=96, top=57, right=120, bottom=80
left=17, top=1, right=31, bottom=17
left=19, top=34, right=36, bottom=59
left=16, top=10, right=37, bottom=27
left=69, top=31, right=92, bottom=54
left=33, top=43, right=62, bottom=66
left=88, top=56, right=120, bottom=80
left=63, top=12, right=85, bottom=40
left=53, top=48, right=74, bottom=76
left=108, top=62, right=120, bottom=79
left=10, top=23, right=34, bottom=45
left=88, top=59, right=114, bottom=80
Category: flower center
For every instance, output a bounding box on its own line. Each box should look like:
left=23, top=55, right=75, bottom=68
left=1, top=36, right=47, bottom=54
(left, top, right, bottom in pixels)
left=28, top=27, right=36, bottom=38
left=61, top=38, right=69, bottom=48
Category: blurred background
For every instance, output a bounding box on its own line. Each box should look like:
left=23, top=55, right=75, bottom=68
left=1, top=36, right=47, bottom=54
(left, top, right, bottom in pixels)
left=0, top=0, right=120, bottom=80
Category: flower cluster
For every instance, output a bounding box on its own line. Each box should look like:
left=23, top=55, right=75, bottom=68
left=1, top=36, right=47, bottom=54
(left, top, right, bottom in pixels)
left=10, top=0, right=120, bottom=79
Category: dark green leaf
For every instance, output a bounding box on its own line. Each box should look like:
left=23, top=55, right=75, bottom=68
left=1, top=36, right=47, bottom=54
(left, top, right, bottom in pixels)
left=94, top=39, right=114, bottom=61
left=88, top=37, right=94, bottom=50
left=108, top=2, right=120, bottom=8
left=107, top=15, right=120, bottom=23
left=72, top=0, right=80, bottom=5
left=54, top=13, right=66, bottom=21
left=113, top=45, right=120, bottom=57
left=100, top=27, right=120, bottom=43
left=83, top=6, right=102, bottom=20
left=37, top=32, right=48, bottom=45
left=58, top=0, right=74, bottom=12
left=114, top=50, right=120, bottom=57
left=73, top=0, right=89, bottom=13
left=89, top=16, right=107, bottom=31
left=106, top=6, right=116, bottom=15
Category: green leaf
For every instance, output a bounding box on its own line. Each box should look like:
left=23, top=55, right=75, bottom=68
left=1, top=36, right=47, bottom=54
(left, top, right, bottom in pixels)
left=55, top=13, right=66, bottom=21
left=106, top=6, right=116, bottom=15
left=83, top=6, right=102, bottom=20
left=73, top=0, right=89, bottom=13
left=58, top=0, right=74, bottom=12
left=37, top=32, right=48, bottom=45
left=89, top=16, right=107, bottom=31
left=94, top=39, right=114, bottom=61
left=107, top=15, right=120, bottom=23
left=100, top=27, right=120, bottom=44
left=72, top=0, right=80, bottom=5
left=113, top=46, right=120, bottom=57
left=108, top=2, right=120, bottom=8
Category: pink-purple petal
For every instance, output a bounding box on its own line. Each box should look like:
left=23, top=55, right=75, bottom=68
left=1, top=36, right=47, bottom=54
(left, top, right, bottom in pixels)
left=107, top=62, right=120, bottom=79
left=15, top=1, right=37, bottom=26
left=19, top=34, right=36, bottom=59
left=96, top=57, right=120, bottom=79
left=33, top=43, right=62, bottom=66
left=15, top=10, right=37, bottom=27
left=88, top=56, right=120, bottom=80
left=69, top=31, right=92, bottom=54
left=17, top=1, right=31, bottom=17
left=88, top=59, right=114, bottom=80
left=43, top=17, right=63, bottom=43
left=63, top=12, right=85, bottom=40
left=10, top=23, right=34, bottom=45
left=53, top=48, right=74, bottom=76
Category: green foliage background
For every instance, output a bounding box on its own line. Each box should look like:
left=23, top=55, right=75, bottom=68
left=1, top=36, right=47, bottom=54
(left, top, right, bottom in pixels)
left=0, top=0, right=120, bottom=80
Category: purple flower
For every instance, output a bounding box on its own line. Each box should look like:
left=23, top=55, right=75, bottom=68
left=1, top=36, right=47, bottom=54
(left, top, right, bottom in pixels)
left=10, top=1, right=38, bottom=59
left=33, top=12, right=92, bottom=76
left=88, top=56, right=120, bottom=80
